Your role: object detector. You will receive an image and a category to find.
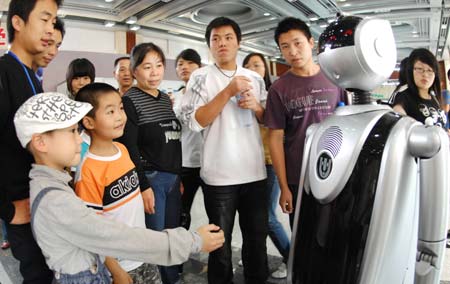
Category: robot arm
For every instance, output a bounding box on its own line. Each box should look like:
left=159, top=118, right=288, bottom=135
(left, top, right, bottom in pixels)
left=409, top=125, right=450, bottom=284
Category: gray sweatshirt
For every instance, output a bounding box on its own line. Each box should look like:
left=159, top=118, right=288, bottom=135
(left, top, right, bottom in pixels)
left=29, top=164, right=202, bottom=274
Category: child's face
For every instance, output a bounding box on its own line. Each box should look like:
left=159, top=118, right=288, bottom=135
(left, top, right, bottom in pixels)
left=91, top=92, right=127, bottom=140
left=71, top=76, right=92, bottom=95
left=44, top=124, right=82, bottom=171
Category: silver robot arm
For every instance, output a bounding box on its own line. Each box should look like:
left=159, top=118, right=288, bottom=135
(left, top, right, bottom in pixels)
left=409, top=125, right=450, bottom=284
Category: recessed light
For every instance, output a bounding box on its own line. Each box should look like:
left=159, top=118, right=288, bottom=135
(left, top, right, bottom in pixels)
left=264, top=12, right=270, bottom=16
left=126, top=16, right=137, bottom=24
left=309, top=15, right=319, bottom=21
left=104, top=20, right=115, bottom=27
left=441, top=24, right=447, bottom=29
left=105, top=0, right=114, bottom=2
left=129, top=24, right=140, bottom=31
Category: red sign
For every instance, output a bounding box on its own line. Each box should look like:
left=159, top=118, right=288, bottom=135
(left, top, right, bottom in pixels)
left=0, top=28, right=6, bottom=46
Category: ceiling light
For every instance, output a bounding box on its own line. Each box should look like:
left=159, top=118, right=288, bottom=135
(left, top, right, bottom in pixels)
left=438, top=48, right=443, bottom=52
left=343, top=3, right=352, bottom=7
left=104, top=20, right=115, bottom=27
left=126, top=16, right=137, bottom=24
left=412, top=34, right=419, bottom=38
left=264, top=12, right=270, bottom=16
left=308, top=15, right=319, bottom=21
left=441, top=24, right=447, bottom=29
left=105, top=0, right=114, bottom=2
left=327, top=18, right=335, bottom=23
left=129, top=24, right=140, bottom=31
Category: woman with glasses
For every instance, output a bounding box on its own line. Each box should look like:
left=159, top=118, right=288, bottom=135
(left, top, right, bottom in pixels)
left=392, top=48, right=447, bottom=128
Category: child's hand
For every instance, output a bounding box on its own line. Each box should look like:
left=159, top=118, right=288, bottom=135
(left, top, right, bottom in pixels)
left=142, top=187, right=155, bottom=214
left=196, top=224, right=225, bottom=253
left=105, top=257, right=132, bottom=284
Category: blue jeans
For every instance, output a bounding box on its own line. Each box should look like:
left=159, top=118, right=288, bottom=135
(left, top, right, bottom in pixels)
left=144, top=171, right=181, bottom=284
left=267, top=165, right=290, bottom=263
left=1, top=219, right=7, bottom=241
left=55, top=255, right=111, bottom=284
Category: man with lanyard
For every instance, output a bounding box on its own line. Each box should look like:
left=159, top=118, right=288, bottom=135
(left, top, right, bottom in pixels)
left=181, top=17, right=268, bottom=284
left=0, top=0, right=61, bottom=283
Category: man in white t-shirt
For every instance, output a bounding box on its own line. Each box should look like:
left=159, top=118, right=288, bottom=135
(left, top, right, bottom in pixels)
left=181, top=17, right=268, bottom=284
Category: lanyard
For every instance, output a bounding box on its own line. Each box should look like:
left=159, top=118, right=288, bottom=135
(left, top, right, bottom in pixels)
left=6, top=51, right=38, bottom=96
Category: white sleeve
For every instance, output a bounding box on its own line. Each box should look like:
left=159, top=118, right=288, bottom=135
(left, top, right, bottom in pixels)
left=180, top=73, right=208, bottom=132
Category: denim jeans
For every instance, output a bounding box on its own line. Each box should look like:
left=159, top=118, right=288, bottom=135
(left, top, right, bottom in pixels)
left=54, top=255, right=111, bottom=284
left=203, top=179, right=269, bottom=284
left=144, top=170, right=181, bottom=284
left=266, top=165, right=290, bottom=263
left=1, top=219, right=7, bottom=241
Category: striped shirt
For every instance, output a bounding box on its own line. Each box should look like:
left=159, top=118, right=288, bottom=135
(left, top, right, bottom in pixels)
left=118, top=87, right=182, bottom=190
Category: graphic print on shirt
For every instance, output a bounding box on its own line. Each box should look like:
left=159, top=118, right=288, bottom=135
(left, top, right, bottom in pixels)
left=286, top=87, right=337, bottom=120
left=160, top=120, right=182, bottom=143
left=102, top=169, right=140, bottom=211
left=418, top=103, right=447, bottom=127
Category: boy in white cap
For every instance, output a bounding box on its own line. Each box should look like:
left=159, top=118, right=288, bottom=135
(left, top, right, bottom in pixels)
left=14, top=92, right=224, bottom=284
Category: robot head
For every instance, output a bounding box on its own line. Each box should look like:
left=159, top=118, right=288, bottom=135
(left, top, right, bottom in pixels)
left=318, top=16, right=396, bottom=92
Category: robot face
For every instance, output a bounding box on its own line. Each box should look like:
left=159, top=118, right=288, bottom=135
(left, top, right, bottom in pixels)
left=318, top=16, right=397, bottom=91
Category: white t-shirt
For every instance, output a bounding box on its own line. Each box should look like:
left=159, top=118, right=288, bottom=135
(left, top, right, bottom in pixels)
left=180, top=65, right=267, bottom=186
left=173, top=90, right=203, bottom=168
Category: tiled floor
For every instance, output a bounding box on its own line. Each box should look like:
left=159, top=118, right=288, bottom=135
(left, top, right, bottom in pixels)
left=1, top=190, right=449, bottom=284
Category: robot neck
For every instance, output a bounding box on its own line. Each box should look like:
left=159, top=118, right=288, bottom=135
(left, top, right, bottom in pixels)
left=347, top=88, right=373, bottom=105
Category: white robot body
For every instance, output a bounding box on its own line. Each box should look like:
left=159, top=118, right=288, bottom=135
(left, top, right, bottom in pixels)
left=288, top=16, right=449, bottom=284
left=289, top=105, right=449, bottom=284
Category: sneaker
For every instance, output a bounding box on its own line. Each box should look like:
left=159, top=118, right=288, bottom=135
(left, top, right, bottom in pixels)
left=1, top=240, right=10, bottom=250
left=271, top=263, right=287, bottom=279
left=238, top=259, right=243, bottom=267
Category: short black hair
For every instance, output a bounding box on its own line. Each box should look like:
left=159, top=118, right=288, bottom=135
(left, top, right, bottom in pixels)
left=274, top=17, right=312, bottom=47
left=54, top=17, right=65, bottom=39
left=7, top=0, right=63, bottom=43
left=75, top=82, right=119, bottom=118
left=175, top=49, right=202, bottom=68
left=447, top=67, right=450, bottom=80
left=66, top=58, right=96, bottom=96
left=130, top=42, right=166, bottom=71
left=205, top=17, right=241, bottom=47
left=114, top=56, right=130, bottom=69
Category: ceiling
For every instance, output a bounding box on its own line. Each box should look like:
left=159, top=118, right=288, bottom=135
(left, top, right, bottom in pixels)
left=2, top=0, right=450, bottom=62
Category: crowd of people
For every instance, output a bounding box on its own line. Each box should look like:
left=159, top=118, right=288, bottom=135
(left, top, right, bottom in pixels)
left=1, top=1, right=449, bottom=284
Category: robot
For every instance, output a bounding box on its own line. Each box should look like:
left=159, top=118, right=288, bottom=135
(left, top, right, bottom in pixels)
left=287, top=16, right=449, bottom=284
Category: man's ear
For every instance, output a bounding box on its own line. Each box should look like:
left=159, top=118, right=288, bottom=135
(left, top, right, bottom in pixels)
left=30, top=133, right=48, bottom=153
left=82, top=116, right=95, bottom=130
left=11, top=15, right=25, bottom=33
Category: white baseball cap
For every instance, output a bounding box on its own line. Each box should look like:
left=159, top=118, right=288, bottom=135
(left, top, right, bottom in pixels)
left=14, top=92, right=93, bottom=148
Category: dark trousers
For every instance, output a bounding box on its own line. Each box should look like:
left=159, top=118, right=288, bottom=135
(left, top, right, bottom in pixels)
left=288, top=184, right=300, bottom=229
left=180, top=167, right=204, bottom=229
left=203, top=179, right=269, bottom=284
left=6, top=223, right=53, bottom=284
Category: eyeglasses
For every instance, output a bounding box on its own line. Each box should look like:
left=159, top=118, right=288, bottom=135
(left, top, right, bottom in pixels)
left=414, top=67, right=435, bottom=76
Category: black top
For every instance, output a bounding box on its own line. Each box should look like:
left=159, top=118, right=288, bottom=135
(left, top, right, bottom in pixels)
left=117, top=87, right=182, bottom=190
left=0, top=53, right=43, bottom=223
left=393, top=89, right=447, bottom=129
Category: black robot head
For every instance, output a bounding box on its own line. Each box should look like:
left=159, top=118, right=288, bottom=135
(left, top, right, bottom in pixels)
left=318, top=16, right=397, bottom=92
